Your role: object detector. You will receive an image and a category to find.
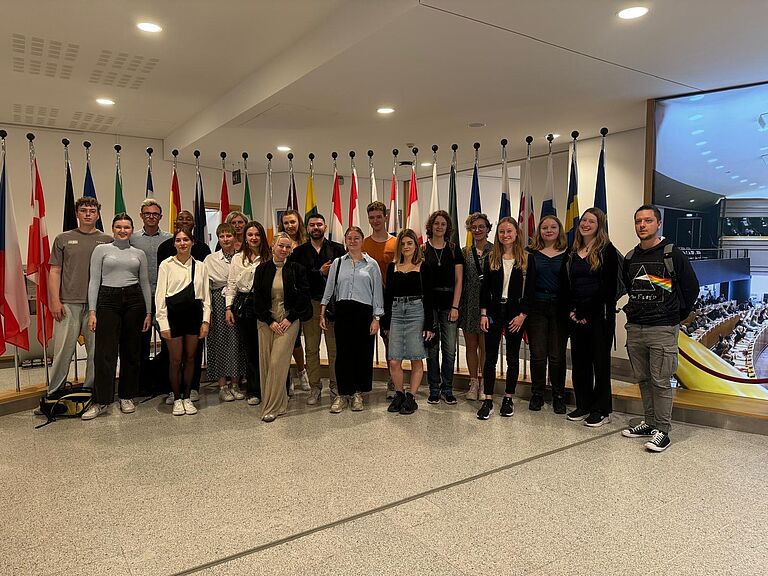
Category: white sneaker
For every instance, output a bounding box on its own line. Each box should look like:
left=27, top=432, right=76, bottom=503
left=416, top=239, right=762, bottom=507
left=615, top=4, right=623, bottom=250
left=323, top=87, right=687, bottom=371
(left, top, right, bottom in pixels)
left=165, top=392, right=175, bottom=405
left=219, top=388, right=235, bottom=402
left=466, top=379, right=480, bottom=401
left=307, top=388, right=322, bottom=405
left=183, top=398, right=198, bottom=415
left=288, top=379, right=295, bottom=397
left=247, top=396, right=261, bottom=406
left=81, top=404, right=105, bottom=420
left=298, top=369, right=311, bottom=391
left=119, top=399, right=136, bottom=414
left=189, top=389, right=200, bottom=402
left=231, top=383, right=245, bottom=400
left=172, top=399, right=185, bottom=416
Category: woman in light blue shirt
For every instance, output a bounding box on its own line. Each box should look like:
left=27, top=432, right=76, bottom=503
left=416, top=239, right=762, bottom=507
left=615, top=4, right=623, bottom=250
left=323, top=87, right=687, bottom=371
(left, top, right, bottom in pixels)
left=320, top=226, right=384, bottom=413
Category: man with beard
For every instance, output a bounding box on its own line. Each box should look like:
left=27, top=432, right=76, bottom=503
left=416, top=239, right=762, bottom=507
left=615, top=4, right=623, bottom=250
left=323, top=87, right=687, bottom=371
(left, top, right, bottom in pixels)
left=290, top=214, right=346, bottom=404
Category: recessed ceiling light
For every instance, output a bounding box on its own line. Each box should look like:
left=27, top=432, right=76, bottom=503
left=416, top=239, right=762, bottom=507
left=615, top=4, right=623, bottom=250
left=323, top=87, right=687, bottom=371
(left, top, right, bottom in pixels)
left=420, top=162, right=432, bottom=167
left=96, top=98, right=115, bottom=106
left=137, top=22, right=162, bottom=33
left=468, top=122, right=486, bottom=128
left=761, top=146, right=768, bottom=151
left=377, top=107, right=395, bottom=114
left=689, top=114, right=704, bottom=121
left=695, top=141, right=708, bottom=146
left=277, top=146, right=291, bottom=152
left=618, top=7, right=649, bottom=19
left=706, top=159, right=718, bottom=163
left=760, top=186, right=766, bottom=189
left=715, top=165, right=724, bottom=169
left=665, top=194, right=671, bottom=198
left=689, top=95, right=705, bottom=102
left=691, top=129, right=705, bottom=135
left=731, top=175, right=740, bottom=179
left=749, top=182, right=757, bottom=186
left=740, top=179, right=748, bottom=183
left=551, top=133, right=561, bottom=139
left=700, top=150, right=712, bottom=156
left=686, top=213, right=693, bottom=217
left=689, top=199, right=695, bottom=203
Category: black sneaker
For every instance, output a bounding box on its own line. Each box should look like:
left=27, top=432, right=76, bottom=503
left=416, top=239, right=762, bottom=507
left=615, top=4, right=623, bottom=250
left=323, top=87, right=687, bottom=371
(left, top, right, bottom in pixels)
left=528, top=395, right=543, bottom=411
left=552, top=396, right=567, bottom=414
left=387, top=391, right=406, bottom=413
left=500, top=397, right=514, bottom=417
left=427, top=394, right=440, bottom=404
left=645, top=430, right=671, bottom=452
left=567, top=408, right=590, bottom=421
left=400, top=393, right=418, bottom=415
left=622, top=421, right=654, bottom=438
left=442, top=393, right=458, bottom=405
left=584, top=413, right=611, bottom=427
left=476, top=399, right=494, bottom=420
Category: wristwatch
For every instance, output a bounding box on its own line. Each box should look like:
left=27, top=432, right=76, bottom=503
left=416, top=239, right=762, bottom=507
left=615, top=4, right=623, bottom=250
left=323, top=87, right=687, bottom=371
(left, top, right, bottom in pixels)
left=372, top=315, right=381, bottom=321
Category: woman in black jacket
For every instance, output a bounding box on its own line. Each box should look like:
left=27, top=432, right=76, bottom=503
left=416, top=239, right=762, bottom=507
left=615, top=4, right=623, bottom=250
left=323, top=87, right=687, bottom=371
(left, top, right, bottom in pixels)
left=565, top=207, right=619, bottom=427
left=252, top=232, right=311, bottom=422
left=477, top=217, right=528, bottom=420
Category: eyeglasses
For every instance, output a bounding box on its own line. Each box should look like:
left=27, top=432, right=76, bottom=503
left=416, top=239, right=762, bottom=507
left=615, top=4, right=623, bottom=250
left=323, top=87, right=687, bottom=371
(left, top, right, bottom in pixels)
left=141, top=212, right=162, bottom=218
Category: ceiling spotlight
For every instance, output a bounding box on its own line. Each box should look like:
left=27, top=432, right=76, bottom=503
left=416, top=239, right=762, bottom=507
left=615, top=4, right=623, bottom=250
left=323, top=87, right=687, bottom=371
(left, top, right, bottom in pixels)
left=685, top=213, right=693, bottom=217
left=665, top=194, right=671, bottom=198
left=618, top=6, right=649, bottom=19
left=377, top=107, right=395, bottom=114
left=137, top=22, right=162, bottom=33
left=96, top=98, right=115, bottom=106
left=689, top=199, right=695, bottom=203
left=420, top=162, right=433, bottom=167
left=689, top=114, right=704, bottom=121
left=277, top=146, right=291, bottom=152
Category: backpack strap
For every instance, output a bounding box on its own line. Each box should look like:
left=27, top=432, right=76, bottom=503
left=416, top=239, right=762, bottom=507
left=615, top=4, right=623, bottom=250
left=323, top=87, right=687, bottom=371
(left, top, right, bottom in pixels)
left=663, top=242, right=675, bottom=277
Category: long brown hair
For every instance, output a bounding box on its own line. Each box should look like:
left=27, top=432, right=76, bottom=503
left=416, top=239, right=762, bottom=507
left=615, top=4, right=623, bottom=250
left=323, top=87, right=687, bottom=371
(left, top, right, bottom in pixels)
left=279, top=209, right=307, bottom=244
left=394, top=229, right=423, bottom=265
left=572, top=207, right=610, bottom=271
left=488, top=216, right=527, bottom=271
left=530, top=215, right=567, bottom=251
left=241, top=220, right=271, bottom=265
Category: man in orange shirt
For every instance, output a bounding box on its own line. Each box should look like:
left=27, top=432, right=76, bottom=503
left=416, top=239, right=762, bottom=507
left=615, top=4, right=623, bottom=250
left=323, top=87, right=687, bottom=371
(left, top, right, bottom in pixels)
left=362, top=201, right=398, bottom=398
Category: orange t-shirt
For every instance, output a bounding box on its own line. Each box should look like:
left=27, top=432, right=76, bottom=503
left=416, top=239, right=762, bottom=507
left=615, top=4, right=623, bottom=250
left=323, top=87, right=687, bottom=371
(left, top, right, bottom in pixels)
left=363, top=235, right=397, bottom=284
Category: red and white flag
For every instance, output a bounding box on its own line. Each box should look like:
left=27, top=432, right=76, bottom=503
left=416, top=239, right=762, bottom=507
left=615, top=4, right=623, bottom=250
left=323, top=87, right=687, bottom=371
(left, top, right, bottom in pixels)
left=406, top=165, right=422, bottom=243
left=348, top=162, right=360, bottom=228
left=518, top=156, right=536, bottom=246
left=330, top=166, right=344, bottom=243
left=0, top=149, right=30, bottom=354
left=387, top=165, right=399, bottom=236
left=26, top=158, right=52, bottom=346
left=219, top=168, right=230, bottom=220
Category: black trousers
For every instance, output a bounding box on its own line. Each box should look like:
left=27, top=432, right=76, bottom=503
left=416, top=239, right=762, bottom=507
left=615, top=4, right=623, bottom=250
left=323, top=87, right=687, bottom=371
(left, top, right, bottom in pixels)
left=93, top=285, right=146, bottom=405
left=333, top=300, right=374, bottom=396
left=237, top=315, right=261, bottom=398
left=569, top=313, right=615, bottom=415
left=482, top=313, right=525, bottom=397
left=526, top=300, right=568, bottom=399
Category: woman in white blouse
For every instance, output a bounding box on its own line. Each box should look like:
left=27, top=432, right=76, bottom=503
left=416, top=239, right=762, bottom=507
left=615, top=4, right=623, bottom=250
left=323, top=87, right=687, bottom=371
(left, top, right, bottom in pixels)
left=156, top=227, right=211, bottom=416
left=224, top=221, right=272, bottom=405
left=204, top=223, right=247, bottom=402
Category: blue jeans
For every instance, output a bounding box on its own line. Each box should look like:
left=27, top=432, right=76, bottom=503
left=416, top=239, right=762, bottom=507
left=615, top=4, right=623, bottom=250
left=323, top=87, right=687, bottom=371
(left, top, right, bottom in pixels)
left=427, top=309, right=457, bottom=395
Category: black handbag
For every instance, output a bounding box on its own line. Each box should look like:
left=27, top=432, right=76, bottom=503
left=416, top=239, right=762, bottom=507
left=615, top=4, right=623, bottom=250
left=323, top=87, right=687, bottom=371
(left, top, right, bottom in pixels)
left=232, top=291, right=256, bottom=319
left=324, top=257, right=342, bottom=322
left=166, top=259, right=196, bottom=307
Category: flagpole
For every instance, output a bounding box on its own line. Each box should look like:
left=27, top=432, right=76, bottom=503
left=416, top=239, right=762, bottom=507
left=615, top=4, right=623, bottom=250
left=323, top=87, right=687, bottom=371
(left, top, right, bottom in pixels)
left=367, top=150, right=375, bottom=205
left=392, top=148, right=399, bottom=233
left=242, top=151, right=249, bottom=219
left=287, top=152, right=295, bottom=211
left=349, top=150, right=356, bottom=228
left=27, top=132, right=51, bottom=388
left=266, top=152, right=274, bottom=243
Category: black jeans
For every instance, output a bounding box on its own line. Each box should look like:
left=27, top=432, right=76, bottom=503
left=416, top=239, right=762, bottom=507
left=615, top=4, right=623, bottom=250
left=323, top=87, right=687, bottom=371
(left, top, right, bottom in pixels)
left=569, top=313, right=615, bottom=415
left=526, top=300, right=568, bottom=399
left=93, top=284, right=146, bottom=404
left=482, top=313, right=525, bottom=397
left=237, top=315, right=261, bottom=399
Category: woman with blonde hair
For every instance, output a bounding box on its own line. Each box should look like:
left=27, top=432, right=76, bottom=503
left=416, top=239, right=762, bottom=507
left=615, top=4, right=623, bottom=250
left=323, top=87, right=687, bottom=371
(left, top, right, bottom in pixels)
left=477, top=217, right=528, bottom=420
left=459, top=212, right=492, bottom=401
left=522, top=215, right=569, bottom=413
left=381, top=229, right=435, bottom=415
left=564, top=207, right=619, bottom=427
left=223, top=211, right=248, bottom=252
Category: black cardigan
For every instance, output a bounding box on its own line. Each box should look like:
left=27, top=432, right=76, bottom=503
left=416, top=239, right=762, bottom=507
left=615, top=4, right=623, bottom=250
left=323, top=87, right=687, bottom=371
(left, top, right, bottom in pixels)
left=252, top=260, right=312, bottom=324
left=564, top=242, right=619, bottom=321
left=479, top=258, right=525, bottom=321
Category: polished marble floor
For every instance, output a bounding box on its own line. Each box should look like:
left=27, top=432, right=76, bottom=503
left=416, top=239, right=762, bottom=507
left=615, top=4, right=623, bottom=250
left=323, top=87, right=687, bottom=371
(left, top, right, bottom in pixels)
left=1, top=382, right=766, bottom=576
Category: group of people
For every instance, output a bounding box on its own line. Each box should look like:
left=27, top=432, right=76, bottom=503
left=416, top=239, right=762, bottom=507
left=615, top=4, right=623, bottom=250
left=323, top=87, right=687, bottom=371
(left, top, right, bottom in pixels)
left=38, top=196, right=699, bottom=452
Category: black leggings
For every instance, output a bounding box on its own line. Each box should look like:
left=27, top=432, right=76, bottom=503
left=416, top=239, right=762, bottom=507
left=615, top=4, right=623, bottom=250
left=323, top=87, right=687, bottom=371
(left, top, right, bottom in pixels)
left=482, top=315, right=525, bottom=397
left=237, top=315, right=261, bottom=399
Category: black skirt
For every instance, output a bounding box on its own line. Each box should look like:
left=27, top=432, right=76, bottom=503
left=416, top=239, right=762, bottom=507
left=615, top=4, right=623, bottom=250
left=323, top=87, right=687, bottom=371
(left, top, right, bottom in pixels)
left=167, top=299, right=204, bottom=338
left=333, top=300, right=375, bottom=395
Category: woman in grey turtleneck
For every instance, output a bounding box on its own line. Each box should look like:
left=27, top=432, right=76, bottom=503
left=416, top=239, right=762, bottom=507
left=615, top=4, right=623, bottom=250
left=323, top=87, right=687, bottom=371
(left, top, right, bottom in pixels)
left=82, top=213, right=152, bottom=420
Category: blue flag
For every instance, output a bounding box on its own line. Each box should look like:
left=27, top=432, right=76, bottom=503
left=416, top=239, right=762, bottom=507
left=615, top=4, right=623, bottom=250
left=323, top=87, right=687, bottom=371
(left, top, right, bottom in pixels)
left=466, top=162, right=481, bottom=247
left=594, top=141, right=607, bottom=231
left=193, top=170, right=208, bottom=246
left=146, top=165, right=154, bottom=199
left=499, top=147, right=511, bottom=220
left=565, top=146, right=579, bottom=246
left=83, top=161, right=103, bottom=231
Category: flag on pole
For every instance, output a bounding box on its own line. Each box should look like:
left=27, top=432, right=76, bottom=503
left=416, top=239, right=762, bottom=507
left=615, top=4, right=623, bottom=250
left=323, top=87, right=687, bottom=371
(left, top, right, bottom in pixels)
left=387, top=160, right=399, bottom=236
left=369, top=153, right=378, bottom=204
left=114, top=148, right=125, bottom=214
left=145, top=164, right=153, bottom=199
left=286, top=156, right=298, bottom=210
left=304, top=156, right=317, bottom=225
left=466, top=149, right=481, bottom=247
left=193, top=164, right=208, bottom=245
left=594, top=131, right=608, bottom=230
left=83, top=149, right=103, bottom=231
left=242, top=171, right=253, bottom=221
left=429, top=155, right=440, bottom=215
left=27, top=157, right=52, bottom=347
left=169, top=155, right=182, bottom=232
left=541, top=138, right=556, bottom=217
left=263, top=155, right=275, bottom=244
left=518, top=155, right=535, bottom=246
left=62, top=144, right=76, bottom=232
left=565, top=137, right=580, bottom=246
left=348, top=157, right=360, bottom=228
left=499, top=140, right=511, bottom=220
left=219, top=165, right=230, bottom=220
left=406, top=163, right=422, bottom=243
left=448, top=146, right=460, bottom=247
left=0, top=144, right=30, bottom=354
left=330, top=159, right=344, bottom=243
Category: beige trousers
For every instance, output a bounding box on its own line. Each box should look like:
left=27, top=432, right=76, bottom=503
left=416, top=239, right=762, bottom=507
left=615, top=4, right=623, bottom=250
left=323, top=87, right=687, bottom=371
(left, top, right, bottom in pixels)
left=302, top=300, right=337, bottom=390
left=257, top=319, right=299, bottom=419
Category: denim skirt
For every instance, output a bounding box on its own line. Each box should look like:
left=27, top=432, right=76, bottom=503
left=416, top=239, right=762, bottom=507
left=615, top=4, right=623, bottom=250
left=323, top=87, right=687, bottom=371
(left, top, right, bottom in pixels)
left=387, top=297, right=427, bottom=361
